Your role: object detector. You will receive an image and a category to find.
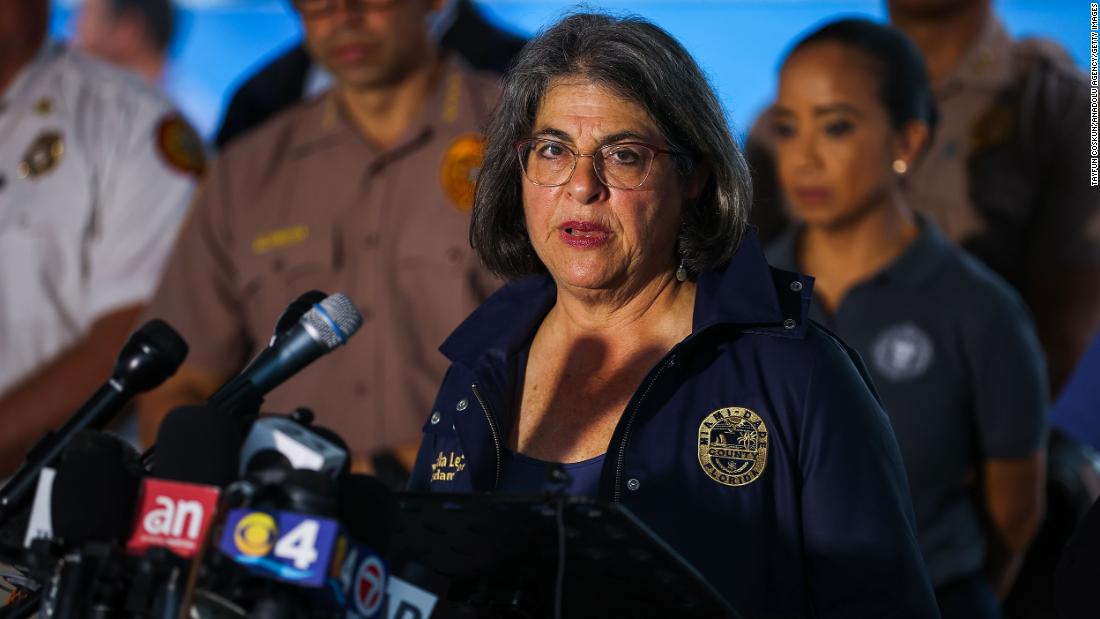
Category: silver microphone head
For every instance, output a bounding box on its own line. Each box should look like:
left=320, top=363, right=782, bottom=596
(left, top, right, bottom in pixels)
left=302, top=293, right=363, bottom=349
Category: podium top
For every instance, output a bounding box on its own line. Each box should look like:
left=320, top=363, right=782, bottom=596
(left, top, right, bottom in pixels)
left=391, top=493, right=741, bottom=619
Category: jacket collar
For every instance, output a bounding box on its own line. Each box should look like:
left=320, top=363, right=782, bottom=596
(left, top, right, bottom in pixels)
left=440, top=229, right=789, bottom=369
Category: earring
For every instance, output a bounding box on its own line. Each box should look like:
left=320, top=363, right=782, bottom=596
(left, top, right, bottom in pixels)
left=892, top=159, right=908, bottom=175
left=675, top=259, right=688, bottom=282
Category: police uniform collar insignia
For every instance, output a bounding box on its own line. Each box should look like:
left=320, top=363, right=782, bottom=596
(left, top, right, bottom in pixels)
left=698, top=407, right=768, bottom=487
left=440, top=133, right=484, bottom=212
left=155, top=113, right=205, bottom=177
left=18, top=131, right=64, bottom=179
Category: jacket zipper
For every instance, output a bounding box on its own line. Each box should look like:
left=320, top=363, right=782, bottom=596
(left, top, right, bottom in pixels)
left=471, top=384, right=502, bottom=489
left=612, top=355, right=674, bottom=503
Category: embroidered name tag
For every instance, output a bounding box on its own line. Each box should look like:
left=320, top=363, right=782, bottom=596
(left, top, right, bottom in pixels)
left=697, top=407, right=768, bottom=487
left=430, top=451, right=466, bottom=483
left=252, top=224, right=310, bottom=255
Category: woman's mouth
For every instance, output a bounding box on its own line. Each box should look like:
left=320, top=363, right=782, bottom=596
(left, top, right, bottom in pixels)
left=559, top=221, right=609, bottom=248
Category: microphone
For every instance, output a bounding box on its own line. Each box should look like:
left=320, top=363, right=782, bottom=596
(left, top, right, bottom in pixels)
left=271, top=290, right=328, bottom=346
left=207, top=293, right=363, bottom=414
left=38, top=432, right=145, bottom=619
left=125, top=406, right=244, bottom=619
left=0, top=320, right=188, bottom=522
left=50, top=432, right=144, bottom=547
left=126, top=406, right=242, bottom=559
left=239, top=417, right=349, bottom=480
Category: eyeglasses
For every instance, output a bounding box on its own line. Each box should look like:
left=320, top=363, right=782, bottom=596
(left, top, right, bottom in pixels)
left=514, top=138, right=680, bottom=190
left=292, top=0, right=400, bottom=17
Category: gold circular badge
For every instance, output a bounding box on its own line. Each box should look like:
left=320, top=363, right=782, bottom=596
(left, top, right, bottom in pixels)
left=697, top=407, right=768, bottom=487
left=440, top=133, right=484, bottom=212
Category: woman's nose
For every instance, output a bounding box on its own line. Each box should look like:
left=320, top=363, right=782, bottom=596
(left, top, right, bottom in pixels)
left=566, top=155, right=609, bottom=205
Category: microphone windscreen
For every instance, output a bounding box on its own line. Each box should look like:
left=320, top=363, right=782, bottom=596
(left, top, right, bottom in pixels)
left=339, top=474, right=395, bottom=553
left=51, top=431, right=143, bottom=545
left=304, top=294, right=362, bottom=349
left=153, top=406, right=244, bottom=486
left=114, top=319, right=189, bottom=392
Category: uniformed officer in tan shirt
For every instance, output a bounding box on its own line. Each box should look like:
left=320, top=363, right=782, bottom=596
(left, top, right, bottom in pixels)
left=749, top=0, right=1099, bottom=395
left=137, top=0, right=501, bottom=477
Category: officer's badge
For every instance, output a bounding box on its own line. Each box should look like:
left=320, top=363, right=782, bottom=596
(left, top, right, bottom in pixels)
left=155, top=113, right=205, bottom=177
left=969, top=101, right=1016, bottom=153
left=440, top=133, right=484, bottom=213
left=697, top=407, right=768, bottom=487
left=17, top=131, right=64, bottom=179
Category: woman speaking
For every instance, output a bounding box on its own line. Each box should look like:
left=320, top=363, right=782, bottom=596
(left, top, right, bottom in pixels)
left=408, top=13, right=938, bottom=618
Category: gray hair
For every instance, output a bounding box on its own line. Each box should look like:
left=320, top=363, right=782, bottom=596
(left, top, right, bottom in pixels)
left=471, top=12, right=751, bottom=278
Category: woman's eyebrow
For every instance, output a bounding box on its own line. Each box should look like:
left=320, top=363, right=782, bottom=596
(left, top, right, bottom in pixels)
left=812, top=102, right=863, bottom=117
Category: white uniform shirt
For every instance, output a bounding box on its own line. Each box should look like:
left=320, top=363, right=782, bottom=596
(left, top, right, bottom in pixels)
left=0, top=44, right=198, bottom=395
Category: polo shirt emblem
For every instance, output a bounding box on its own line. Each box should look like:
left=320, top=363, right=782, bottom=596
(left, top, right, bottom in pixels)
left=697, top=407, right=768, bottom=487
left=439, top=133, right=484, bottom=212
left=871, top=323, right=935, bottom=382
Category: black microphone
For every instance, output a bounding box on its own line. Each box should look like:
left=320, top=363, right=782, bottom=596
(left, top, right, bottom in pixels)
left=50, top=432, right=144, bottom=547
left=271, top=290, right=328, bottom=346
left=39, top=432, right=145, bottom=619
left=0, top=320, right=187, bottom=522
left=207, top=293, right=363, bottom=414
left=126, top=407, right=246, bottom=619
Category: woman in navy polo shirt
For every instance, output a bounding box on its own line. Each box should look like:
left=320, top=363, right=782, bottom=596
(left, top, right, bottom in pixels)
left=408, top=12, right=938, bottom=618
left=764, top=19, right=1047, bottom=619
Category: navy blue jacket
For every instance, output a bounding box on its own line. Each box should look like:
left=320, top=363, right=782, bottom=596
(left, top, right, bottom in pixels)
left=409, top=233, right=939, bottom=618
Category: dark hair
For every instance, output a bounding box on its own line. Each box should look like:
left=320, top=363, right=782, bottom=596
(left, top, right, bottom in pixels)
left=471, top=12, right=751, bottom=279
left=785, top=18, right=938, bottom=135
left=108, top=0, right=175, bottom=52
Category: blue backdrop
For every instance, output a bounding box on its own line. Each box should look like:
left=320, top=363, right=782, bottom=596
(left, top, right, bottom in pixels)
left=49, top=0, right=1093, bottom=142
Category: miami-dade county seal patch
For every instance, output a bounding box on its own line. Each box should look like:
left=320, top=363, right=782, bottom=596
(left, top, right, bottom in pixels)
left=439, top=133, right=484, bottom=212
left=698, top=407, right=768, bottom=487
left=155, top=113, right=205, bottom=177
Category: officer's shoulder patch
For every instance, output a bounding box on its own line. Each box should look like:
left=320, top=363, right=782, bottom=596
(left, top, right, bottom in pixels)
left=697, top=406, right=768, bottom=487
left=439, top=133, right=484, bottom=213
left=155, top=113, right=205, bottom=177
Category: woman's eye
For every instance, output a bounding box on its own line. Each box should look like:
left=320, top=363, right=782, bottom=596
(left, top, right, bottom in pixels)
left=772, top=122, right=795, bottom=139
left=536, top=142, right=565, bottom=159
left=824, top=119, right=854, bottom=137
left=605, top=147, right=642, bottom=166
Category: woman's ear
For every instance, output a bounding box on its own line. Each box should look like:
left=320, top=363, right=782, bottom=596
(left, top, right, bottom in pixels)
left=891, top=120, right=930, bottom=174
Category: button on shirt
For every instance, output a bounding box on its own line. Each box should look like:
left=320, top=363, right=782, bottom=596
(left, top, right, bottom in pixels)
left=0, top=44, right=197, bottom=395
left=767, top=218, right=1048, bottom=585
left=146, top=57, right=501, bottom=456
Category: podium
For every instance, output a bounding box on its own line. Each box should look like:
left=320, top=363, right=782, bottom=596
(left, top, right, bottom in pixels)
left=391, top=493, right=741, bottom=619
